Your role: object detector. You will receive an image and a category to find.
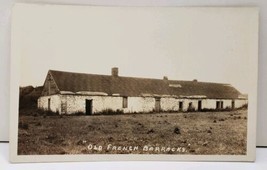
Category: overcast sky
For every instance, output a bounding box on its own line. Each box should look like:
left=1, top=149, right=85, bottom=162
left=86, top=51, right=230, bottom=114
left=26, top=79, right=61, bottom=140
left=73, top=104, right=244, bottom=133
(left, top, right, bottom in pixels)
left=13, top=4, right=258, bottom=93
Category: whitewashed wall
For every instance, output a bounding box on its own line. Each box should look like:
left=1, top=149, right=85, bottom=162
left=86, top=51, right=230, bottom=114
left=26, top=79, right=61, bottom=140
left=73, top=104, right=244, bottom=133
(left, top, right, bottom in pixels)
left=160, top=98, right=247, bottom=111
left=38, top=94, right=248, bottom=114
left=37, top=95, right=61, bottom=113
left=161, top=98, right=179, bottom=111
left=235, top=99, right=248, bottom=108
left=126, top=97, right=155, bottom=113
left=201, top=99, right=231, bottom=109
left=60, top=95, right=122, bottom=114
left=181, top=99, right=199, bottom=111
left=38, top=95, right=161, bottom=114
left=38, top=95, right=156, bottom=114
left=61, top=95, right=156, bottom=114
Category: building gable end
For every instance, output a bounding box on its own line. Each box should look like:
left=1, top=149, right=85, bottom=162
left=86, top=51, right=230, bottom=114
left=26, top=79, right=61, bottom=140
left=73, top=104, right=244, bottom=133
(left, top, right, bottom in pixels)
left=41, top=71, right=60, bottom=96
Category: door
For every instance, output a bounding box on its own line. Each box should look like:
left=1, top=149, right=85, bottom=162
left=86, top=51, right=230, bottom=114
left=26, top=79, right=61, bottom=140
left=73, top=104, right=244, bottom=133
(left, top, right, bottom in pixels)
left=155, top=98, right=161, bottom=112
left=216, top=101, right=220, bottom=109
left=198, top=100, right=202, bottom=111
left=232, top=100, right=235, bottom=109
left=85, top=99, right=93, bottom=115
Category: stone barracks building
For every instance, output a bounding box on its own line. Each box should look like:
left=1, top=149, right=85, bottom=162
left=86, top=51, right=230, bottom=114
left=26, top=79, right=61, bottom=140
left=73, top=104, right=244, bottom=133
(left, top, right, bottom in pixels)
left=38, top=68, right=248, bottom=115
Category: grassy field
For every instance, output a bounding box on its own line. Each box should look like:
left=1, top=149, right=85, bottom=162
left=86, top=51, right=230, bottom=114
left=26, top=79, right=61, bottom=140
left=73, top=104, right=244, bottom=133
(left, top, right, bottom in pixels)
left=18, top=109, right=247, bottom=155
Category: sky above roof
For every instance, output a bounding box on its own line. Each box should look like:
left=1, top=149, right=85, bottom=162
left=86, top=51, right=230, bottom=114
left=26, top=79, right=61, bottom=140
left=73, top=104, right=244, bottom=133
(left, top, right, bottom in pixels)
left=14, top=5, right=258, bottom=94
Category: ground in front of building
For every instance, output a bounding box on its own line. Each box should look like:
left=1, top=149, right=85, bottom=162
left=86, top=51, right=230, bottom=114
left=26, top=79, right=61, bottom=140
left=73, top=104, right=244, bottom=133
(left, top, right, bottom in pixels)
left=18, top=109, right=247, bottom=155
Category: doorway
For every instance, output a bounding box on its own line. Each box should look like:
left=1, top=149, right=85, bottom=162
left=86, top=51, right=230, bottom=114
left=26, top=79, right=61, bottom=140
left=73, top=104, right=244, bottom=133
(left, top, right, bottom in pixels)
left=216, top=101, right=223, bottom=109
left=155, top=98, right=161, bottom=112
left=85, top=99, right=93, bottom=115
left=232, top=100, right=235, bottom=109
left=216, top=101, right=220, bottom=109
left=198, top=100, right=202, bottom=111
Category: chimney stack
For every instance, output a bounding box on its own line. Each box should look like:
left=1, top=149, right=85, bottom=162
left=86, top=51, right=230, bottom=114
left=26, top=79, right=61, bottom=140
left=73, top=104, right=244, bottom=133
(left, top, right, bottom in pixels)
left=112, top=67, right=119, bottom=77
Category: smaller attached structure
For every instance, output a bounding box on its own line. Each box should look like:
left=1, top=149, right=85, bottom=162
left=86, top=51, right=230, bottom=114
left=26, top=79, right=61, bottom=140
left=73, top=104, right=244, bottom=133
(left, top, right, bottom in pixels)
left=38, top=68, right=248, bottom=115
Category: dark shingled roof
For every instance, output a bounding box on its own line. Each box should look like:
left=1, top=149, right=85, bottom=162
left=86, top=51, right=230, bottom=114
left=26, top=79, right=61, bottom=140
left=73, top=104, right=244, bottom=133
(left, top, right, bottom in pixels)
left=48, top=70, right=242, bottom=99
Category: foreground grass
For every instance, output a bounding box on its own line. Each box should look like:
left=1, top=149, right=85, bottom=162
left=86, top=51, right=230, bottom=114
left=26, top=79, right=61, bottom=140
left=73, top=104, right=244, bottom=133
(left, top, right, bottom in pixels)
left=18, top=109, right=247, bottom=155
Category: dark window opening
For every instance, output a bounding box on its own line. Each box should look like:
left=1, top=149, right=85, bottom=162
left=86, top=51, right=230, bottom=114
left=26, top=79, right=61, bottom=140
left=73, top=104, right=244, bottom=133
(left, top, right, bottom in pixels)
left=179, top=101, right=183, bottom=111
left=220, top=101, right=224, bottom=109
left=123, top=97, right=128, bottom=108
left=48, top=98, right=51, bottom=111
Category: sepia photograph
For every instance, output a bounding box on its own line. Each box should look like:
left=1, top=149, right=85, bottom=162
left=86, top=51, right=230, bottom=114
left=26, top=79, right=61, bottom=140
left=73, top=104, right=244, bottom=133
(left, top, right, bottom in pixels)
left=10, top=3, right=258, bottom=162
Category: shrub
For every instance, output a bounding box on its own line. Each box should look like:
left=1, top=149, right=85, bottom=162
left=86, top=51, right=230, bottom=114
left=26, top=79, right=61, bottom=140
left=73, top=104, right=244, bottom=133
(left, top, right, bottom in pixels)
left=161, top=109, right=180, bottom=113
left=240, top=104, right=248, bottom=109
left=224, top=106, right=232, bottom=111
left=95, top=108, right=124, bottom=115
left=37, top=108, right=59, bottom=116
left=201, top=107, right=233, bottom=112
left=72, top=111, right=85, bottom=116
left=187, top=107, right=196, bottom=112
left=201, top=108, right=215, bottom=112
left=174, top=127, right=181, bottom=134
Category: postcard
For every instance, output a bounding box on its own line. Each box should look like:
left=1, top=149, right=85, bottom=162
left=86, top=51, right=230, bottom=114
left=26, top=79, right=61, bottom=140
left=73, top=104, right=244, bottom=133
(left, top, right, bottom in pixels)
left=10, top=3, right=258, bottom=162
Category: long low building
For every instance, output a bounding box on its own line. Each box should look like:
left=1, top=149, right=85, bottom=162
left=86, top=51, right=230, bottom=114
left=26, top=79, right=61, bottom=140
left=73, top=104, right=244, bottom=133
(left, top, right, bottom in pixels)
left=38, top=68, right=248, bottom=115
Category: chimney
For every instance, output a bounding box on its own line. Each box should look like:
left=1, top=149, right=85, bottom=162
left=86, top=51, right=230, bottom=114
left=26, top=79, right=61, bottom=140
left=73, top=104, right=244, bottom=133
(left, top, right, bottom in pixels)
left=163, top=76, right=168, bottom=81
left=112, top=67, right=119, bottom=77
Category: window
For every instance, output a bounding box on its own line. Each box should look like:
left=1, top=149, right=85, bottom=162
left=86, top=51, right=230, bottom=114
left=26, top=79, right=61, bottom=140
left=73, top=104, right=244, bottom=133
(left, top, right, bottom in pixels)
left=123, top=97, right=128, bottom=108
left=48, top=98, right=51, bottom=111
left=216, top=101, right=224, bottom=109
left=179, top=101, right=183, bottom=111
